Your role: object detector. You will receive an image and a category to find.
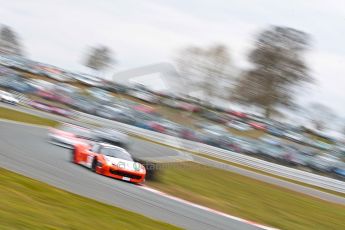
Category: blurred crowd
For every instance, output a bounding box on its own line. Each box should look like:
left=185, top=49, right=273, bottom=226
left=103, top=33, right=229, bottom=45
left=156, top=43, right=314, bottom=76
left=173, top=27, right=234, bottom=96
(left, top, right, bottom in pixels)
left=0, top=54, right=345, bottom=180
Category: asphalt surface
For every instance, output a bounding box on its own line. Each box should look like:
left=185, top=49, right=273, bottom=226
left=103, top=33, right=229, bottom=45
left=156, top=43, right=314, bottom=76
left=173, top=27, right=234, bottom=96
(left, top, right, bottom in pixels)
left=0, top=103, right=184, bottom=161
left=0, top=121, right=260, bottom=230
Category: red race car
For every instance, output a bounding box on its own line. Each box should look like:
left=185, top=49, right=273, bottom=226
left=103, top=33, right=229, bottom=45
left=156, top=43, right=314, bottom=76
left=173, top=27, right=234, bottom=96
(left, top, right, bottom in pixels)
left=72, top=142, right=146, bottom=184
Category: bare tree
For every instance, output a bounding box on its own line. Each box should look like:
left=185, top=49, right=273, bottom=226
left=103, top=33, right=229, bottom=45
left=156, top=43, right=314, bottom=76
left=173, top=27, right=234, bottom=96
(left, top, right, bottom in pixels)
left=232, top=26, right=312, bottom=118
left=84, top=45, right=114, bottom=77
left=307, top=103, right=336, bottom=131
left=175, top=46, right=202, bottom=95
left=175, top=44, right=232, bottom=105
left=0, top=25, right=24, bottom=56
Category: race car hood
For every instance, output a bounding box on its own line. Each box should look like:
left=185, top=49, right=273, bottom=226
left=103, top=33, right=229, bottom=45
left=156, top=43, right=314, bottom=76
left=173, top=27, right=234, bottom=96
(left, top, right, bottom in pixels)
left=104, top=156, right=144, bottom=173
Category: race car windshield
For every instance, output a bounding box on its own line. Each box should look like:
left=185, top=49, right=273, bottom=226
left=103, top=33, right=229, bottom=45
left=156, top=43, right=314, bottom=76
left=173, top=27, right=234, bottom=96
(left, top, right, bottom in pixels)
left=101, top=147, right=133, bottom=161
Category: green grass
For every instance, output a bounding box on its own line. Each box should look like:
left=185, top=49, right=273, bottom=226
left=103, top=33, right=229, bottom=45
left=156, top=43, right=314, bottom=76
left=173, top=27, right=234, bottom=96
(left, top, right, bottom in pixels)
left=156, top=105, right=199, bottom=127
left=0, top=168, right=180, bottom=230
left=147, top=162, right=345, bottom=230
left=0, top=107, right=59, bottom=127
left=193, top=152, right=345, bottom=198
left=227, top=127, right=265, bottom=138
left=131, top=134, right=345, bottom=198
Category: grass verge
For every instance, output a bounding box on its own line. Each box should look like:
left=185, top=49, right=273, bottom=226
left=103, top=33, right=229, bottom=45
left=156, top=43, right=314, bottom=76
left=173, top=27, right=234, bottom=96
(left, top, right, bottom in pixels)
left=227, top=127, right=265, bottom=138
left=0, top=168, right=180, bottom=230
left=194, top=152, right=345, bottom=198
left=130, top=134, right=345, bottom=198
left=0, top=107, right=59, bottom=127
left=147, top=162, right=345, bottom=230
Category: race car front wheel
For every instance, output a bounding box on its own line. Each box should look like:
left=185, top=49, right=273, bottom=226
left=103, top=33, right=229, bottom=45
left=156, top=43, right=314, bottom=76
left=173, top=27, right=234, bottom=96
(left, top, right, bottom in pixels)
left=91, top=158, right=97, bottom=172
left=92, top=158, right=103, bottom=173
left=71, top=148, right=77, bottom=163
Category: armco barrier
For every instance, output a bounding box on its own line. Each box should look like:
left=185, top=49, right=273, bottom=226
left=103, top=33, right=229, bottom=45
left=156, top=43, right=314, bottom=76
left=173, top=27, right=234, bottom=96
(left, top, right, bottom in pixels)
left=75, top=111, right=345, bottom=194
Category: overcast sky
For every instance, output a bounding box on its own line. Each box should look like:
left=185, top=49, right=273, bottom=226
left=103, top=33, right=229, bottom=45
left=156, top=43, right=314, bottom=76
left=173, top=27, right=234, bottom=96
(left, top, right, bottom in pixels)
left=1, top=0, right=345, bottom=116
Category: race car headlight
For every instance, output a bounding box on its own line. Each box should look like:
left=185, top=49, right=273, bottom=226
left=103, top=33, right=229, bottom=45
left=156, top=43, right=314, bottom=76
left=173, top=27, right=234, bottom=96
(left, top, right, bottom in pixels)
left=104, top=157, right=113, bottom=166
left=139, top=164, right=146, bottom=173
left=133, top=162, right=145, bottom=172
